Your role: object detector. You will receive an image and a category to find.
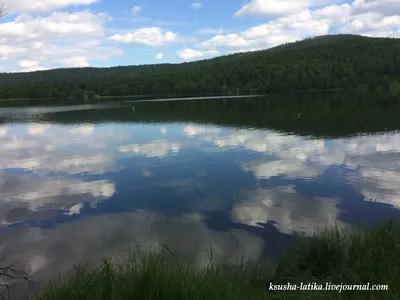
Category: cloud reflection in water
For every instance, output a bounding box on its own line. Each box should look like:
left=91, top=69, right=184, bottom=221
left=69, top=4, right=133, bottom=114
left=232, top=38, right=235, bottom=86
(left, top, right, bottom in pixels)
left=0, top=119, right=399, bottom=292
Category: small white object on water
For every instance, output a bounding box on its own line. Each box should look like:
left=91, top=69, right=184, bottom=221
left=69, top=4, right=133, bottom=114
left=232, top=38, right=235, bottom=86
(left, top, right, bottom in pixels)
left=297, top=113, right=301, bottom=118
left=132, top=107, right=135, bottom=112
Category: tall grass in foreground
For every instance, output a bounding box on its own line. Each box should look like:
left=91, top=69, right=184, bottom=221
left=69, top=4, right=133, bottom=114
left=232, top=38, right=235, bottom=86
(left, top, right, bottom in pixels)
left=31, top=220, right=400, bottom=300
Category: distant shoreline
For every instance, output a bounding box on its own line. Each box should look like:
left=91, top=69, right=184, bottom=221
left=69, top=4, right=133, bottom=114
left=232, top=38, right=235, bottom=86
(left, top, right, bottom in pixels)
left=0, top=88, right=352, bottom=102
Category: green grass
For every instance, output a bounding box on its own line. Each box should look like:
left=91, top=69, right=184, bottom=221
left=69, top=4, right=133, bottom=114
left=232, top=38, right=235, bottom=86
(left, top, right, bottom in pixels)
left=29, top=220, right=400, bottom=300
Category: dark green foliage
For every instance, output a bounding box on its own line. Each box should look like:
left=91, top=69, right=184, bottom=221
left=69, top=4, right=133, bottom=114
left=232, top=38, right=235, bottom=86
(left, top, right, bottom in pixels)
left=274, top=220, right=400, bottom=299
left=28, top=220, right=400, bottom=300
left=5, top=91, right=398, bottom=138
left=1, top=35, right=400, bottom=100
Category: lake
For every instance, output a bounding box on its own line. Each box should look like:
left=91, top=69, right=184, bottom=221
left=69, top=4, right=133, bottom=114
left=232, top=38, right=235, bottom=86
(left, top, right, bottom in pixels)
left=1, top=91, right=400, bottom=293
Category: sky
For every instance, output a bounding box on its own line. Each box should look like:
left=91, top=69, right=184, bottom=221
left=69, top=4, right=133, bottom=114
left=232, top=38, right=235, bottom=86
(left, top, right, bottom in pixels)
left=0, top=0, right=399, bottom=72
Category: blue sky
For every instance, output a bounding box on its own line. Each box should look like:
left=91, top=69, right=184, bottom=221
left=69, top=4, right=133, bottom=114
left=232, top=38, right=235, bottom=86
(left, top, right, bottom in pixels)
left=0, top=0, right=399, bottom=72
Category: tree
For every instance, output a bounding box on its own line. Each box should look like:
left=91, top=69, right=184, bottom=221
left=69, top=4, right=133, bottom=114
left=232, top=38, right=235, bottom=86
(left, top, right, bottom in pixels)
left=0, top=35, right=399, bottom=99
left=0, top=3, right=7, bottom=18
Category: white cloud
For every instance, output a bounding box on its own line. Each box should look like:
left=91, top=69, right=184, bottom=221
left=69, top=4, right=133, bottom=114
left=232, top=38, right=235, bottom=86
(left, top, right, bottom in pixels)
left=194, top=0, right=400, bottom=53
left=19, top=66, right=48, bottom=73
left=59, top=56, right=90, bottom=67
left=3, top=0, right=98, bottom=14
left=2, top=0, right=398, bottom=71
left=199, top=10, right=330, bottom=51
left=337, top=12, right=400, bottom=37
left=0, top=11, right=121, bottom=71
left=190, top=2, right=203, bottom=9
left=351, top=0, right=400, bottom=16
left=109, top=27, right=181, bottom=46
left=235, top=0, right=311, bottom=17
left=234, top=0, right=344, bottom=17
left=131, top=5, right=142, bottom=15
left=19, top=60, right=39, bottom=69
left=155, top=52, right=164, bottom=60
left=176, top=48, right=221, bottom=61
left=0, top=11, right=106, bottom=40
left=313, top=3, right=352, bottom=24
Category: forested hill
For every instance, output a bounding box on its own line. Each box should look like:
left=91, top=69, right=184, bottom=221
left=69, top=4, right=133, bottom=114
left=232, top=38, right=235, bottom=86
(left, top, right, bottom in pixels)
left=0, top=34, right=399, bottom=99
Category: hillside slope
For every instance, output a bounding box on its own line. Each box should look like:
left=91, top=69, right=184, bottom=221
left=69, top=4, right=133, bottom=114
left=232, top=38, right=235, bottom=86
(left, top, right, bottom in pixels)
left=0, top=35, right=399, bottom=99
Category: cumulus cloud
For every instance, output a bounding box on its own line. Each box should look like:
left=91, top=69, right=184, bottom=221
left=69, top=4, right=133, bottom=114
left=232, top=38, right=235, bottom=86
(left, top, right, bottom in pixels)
left=0, top=11, right=121, bottom=71
left=192, top=0, right=400, bottom=54
left=198, top=10, right=330, bottom=51
left=109, top=27, right=182, bottom=46
left=351, top=0, right=400, bottom=16
left=2, top=0, right=399, bottom=70
left=2, top=0, right=98, bottom=14
left=337, top=12, right=400, bottom=37
left=235, top=0, right=312, bottom=17
left=0, top=11, right=107, bottom=45
left=155, top=52, right=164, bottom=60
left=176, top=48, right=221, bottom=61
left=234, top=0, right=352, bottom=17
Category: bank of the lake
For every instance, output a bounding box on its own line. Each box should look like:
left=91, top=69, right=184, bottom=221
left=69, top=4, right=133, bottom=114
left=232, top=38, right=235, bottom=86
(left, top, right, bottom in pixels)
left=30, top=220, right=400, bottom=300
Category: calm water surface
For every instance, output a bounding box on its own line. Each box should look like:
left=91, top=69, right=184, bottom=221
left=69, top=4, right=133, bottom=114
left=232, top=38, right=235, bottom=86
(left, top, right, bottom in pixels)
left=1, top=92, right=400, bottom=290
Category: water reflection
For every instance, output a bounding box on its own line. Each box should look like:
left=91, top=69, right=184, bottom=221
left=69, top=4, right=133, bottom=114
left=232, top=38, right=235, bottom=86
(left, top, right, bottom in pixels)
left=232, top=186, right=341, bottom=235
left=0, top=93, right=400, bottom=295
left=1, top=210, right=264, bottom=284
left=119, top=141, right=181, bottom=158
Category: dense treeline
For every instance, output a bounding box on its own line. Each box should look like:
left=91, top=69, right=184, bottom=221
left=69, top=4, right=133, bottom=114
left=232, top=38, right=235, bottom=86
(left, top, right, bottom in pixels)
left=0, top=35, right=400, bottom=99
left=4, top=91, right=399, bottom=138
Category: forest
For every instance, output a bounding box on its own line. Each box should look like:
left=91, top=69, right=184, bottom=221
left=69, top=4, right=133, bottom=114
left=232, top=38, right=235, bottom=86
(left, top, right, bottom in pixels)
left=0, top=34, right=400, bottom=100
